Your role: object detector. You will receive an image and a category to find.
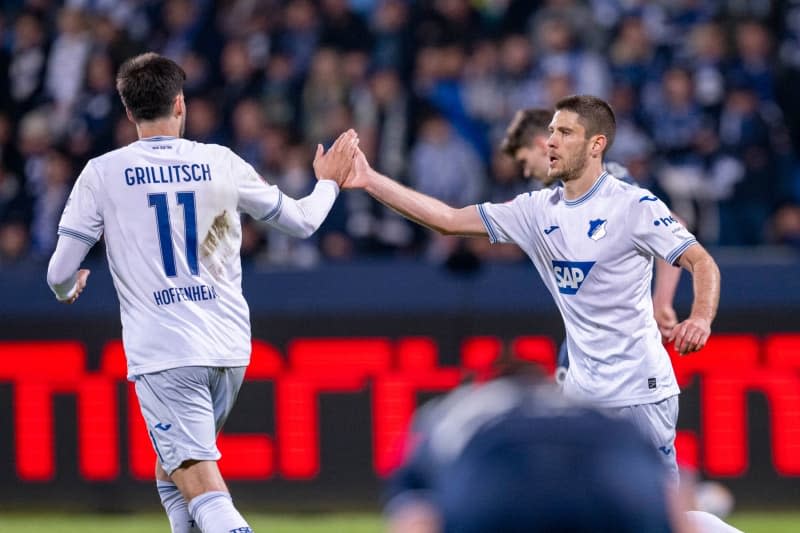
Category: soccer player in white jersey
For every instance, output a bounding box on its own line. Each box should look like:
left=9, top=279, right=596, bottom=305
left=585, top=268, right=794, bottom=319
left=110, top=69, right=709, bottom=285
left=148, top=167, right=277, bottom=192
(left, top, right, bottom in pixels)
left=344, top=95, right=728, bottom=531
left=46, top=53, right=358, bottom=533
left=499, top=108, right=683, bottom=381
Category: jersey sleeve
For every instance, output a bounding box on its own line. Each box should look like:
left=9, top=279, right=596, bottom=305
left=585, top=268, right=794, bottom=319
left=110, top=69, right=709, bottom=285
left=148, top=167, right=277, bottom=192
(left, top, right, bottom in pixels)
left=58, top=161, right=103, bottom=247
left=229, top=149, right=283, bottom=221
left=630, top=191, right=697, bottom=265
left=477, top=192, right=536, bottom=245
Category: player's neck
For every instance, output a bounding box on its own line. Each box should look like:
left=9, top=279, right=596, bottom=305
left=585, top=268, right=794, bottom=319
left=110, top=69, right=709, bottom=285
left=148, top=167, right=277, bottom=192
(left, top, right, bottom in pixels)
left=136, top=119, right=181, bottom=140
left=562, top=162, right=604, bottom=200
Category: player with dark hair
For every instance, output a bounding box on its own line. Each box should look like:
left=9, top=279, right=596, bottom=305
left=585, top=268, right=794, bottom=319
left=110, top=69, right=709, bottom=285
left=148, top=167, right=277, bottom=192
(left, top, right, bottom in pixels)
left=345, top=94, right=720, bottom=488
left=47, top=52, right=358, bottom=533
left=499, top=107, right=683, bottom=382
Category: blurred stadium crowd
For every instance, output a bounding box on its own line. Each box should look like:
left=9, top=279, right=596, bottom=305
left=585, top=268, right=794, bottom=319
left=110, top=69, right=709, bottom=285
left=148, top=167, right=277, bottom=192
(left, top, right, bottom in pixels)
left=2, top=0, right=800, bottom=268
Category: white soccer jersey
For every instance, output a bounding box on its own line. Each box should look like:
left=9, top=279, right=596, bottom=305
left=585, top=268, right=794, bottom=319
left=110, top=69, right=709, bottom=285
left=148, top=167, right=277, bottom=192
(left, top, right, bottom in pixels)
left=479, top=171, right=695, bottom=407
left=58, top=136, right=291, bottom=379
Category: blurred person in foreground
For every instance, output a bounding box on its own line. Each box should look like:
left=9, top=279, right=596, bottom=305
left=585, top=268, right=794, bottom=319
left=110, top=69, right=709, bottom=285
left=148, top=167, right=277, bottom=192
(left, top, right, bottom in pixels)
left=386, top=362, right=741, bottom=533
left=345, top=95, right=742, bottom=532
left=386, top=363, right=676, bottom=533
left=46, top=52, right=358, bottom=533
left=499, top=107, right=683, bottom=382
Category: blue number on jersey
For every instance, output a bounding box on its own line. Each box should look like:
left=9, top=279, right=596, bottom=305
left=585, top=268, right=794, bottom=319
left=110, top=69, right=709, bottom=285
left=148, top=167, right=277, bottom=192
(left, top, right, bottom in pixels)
left=148, top=192, right=199, bottom=277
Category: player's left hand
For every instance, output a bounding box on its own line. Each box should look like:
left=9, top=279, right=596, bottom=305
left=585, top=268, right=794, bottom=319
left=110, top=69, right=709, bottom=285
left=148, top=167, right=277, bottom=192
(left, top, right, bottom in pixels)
left=654, top=304, right=678, bottom=339
left=60, top=269, right=90, bottom=305
left=669, top=315, right=710, bottom=355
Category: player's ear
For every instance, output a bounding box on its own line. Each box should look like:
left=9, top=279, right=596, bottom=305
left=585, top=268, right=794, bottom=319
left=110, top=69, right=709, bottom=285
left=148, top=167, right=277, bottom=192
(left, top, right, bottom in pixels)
left=125, top=108, right=135, bottom=124
left=590, top=134, right=606, bottom=158
left=174, top=93, right=185, bottom=118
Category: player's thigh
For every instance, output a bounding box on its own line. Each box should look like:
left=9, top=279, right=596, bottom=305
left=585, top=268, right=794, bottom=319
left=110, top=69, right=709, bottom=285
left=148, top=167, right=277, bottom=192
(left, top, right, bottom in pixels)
left=210, top=366, right=246, bottom=433
left=135, top=366, right=221, bottom=475
left=611, top=396, right=679, bottom=484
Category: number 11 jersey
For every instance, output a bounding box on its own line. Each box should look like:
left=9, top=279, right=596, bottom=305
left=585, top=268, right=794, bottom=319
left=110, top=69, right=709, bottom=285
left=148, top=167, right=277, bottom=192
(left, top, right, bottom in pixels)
left=59, top=136, right=283, bottom=379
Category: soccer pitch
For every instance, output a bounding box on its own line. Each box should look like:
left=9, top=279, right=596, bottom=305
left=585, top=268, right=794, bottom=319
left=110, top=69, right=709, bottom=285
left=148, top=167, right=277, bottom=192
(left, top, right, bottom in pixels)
left=1, top=511, right=798, bottom=532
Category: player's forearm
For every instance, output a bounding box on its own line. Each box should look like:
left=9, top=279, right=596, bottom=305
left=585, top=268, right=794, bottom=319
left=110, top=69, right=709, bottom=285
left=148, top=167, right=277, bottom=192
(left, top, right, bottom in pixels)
left=653, top=258, right=681, bottom=308
left=688, top=255, right=720, bottom=323
left=271, top=179, right=339, bottom=238
left=47, top=236, right=91, bottom=301
left=364, top=169, right=466, bottom=236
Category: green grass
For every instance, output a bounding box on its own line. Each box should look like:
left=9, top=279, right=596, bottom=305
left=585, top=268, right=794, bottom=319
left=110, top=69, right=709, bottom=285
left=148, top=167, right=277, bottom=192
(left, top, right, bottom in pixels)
left=0, top=512, right=381, bottom=533
left=0, top=511, right=797, bottom=532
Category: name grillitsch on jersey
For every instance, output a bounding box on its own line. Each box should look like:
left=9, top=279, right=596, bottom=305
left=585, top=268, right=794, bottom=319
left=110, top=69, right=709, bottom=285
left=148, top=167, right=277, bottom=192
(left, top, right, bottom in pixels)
left=124, top=163, right=212, bottom=186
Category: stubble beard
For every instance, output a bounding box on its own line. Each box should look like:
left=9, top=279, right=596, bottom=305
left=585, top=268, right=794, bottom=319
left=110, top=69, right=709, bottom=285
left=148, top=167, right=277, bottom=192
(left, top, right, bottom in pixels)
left=548, top=144, right=589, bottom=184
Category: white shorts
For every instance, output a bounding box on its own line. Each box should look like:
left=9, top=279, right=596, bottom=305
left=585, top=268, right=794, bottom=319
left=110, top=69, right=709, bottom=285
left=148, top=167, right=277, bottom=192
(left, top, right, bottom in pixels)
left=603, top=395, right=680, bottom=487
left=134, top=366, right=246, bottom=475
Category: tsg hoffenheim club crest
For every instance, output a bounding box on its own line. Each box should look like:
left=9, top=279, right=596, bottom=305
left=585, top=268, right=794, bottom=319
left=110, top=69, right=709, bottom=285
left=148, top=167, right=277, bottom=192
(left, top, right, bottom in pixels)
left=588, top=219, right=607, bottom=241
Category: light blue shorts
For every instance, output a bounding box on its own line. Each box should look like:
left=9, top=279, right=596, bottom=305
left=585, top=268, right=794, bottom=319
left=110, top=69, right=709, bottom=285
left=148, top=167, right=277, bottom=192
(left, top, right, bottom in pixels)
left=603, top=395, right=680, bottom=487
left=134, top=366, right=246, bottom=475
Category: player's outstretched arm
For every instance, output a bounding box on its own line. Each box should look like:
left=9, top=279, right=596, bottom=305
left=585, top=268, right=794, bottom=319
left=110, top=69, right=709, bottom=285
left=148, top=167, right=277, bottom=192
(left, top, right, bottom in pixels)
left=671, top=243, right=720, bottom=355
left=262, top=130, right=359, bottom=238
left=343, top=148, right=487, bottom=238
left=47, top=236, right=92, bottom=304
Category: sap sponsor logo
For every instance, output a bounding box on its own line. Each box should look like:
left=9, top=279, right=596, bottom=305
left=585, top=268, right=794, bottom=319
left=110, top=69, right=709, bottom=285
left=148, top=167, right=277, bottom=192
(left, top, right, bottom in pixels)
left=653, top=216, right=677, bottom=227
left=587, top=219, right=607, bottom=241
left=551, top=260, right=595, bottom=294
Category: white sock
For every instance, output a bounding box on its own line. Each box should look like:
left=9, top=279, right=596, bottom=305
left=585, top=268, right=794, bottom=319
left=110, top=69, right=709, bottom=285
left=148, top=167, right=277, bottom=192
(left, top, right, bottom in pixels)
left=685, top=510, right=744, bottom=533
left=188, top=491, right=252, bottom=533
left=157, top=480, right=198, bottom=533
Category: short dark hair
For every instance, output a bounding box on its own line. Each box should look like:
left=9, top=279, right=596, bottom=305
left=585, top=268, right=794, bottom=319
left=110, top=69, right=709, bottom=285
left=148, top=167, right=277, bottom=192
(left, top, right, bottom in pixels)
left=500, top=108, right=553, bottom=156
left=116, top=52, right=186, bottom=122
left=554, top=95, right=616, bottom=154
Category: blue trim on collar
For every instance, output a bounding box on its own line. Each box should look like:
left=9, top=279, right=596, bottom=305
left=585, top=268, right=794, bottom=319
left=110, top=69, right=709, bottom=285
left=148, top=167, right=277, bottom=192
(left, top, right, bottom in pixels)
left=140, top=136, right=177, bottom=142
left=563, top=172, right=609, bottom=207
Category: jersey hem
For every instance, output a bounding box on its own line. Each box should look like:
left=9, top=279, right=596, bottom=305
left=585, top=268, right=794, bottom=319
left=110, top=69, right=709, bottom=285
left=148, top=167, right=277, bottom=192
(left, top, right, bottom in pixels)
left=666, top=238, right=698, bottom=266
left=260, top=190, right=284, bottom=221
left=58, top=225, right=99, bottom=246
left=477, top=203, right=499, bottom=243
left=566, top=387, right=680, bottom=409
left=128, top=357, right=251, bottom=381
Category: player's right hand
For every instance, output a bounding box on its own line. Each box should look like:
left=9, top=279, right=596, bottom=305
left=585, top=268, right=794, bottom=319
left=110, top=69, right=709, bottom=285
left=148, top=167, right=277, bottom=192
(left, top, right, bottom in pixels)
left=342, top=147, right=371, bottom=190
left=312, top=129, right=359, bottom=187
left=61, top=269, right=90, bottom=304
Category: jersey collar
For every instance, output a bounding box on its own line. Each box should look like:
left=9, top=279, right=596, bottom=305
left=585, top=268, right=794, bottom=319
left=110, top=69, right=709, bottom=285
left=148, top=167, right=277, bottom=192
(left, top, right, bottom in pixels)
left=563, top=171, right=609, bottom=207
left=139, top=135, right=177, bottom=142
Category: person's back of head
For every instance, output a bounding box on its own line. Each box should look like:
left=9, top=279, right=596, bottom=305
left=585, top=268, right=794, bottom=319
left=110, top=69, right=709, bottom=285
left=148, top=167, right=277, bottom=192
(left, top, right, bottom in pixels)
left=116, top=52, right=186, bottom=123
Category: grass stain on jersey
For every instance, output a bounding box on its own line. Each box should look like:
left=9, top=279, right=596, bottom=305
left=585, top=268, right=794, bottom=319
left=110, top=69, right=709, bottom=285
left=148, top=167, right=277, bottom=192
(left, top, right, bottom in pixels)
left=200, top=211, right=238, bottom=279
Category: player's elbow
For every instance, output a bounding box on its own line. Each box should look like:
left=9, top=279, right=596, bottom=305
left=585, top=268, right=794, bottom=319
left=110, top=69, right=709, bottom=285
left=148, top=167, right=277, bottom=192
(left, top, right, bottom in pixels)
left=46, top=261, right=67, bottom=291
left=435, top=209, right=461, bottom=236
left=288, top=220, right=318, bottom=239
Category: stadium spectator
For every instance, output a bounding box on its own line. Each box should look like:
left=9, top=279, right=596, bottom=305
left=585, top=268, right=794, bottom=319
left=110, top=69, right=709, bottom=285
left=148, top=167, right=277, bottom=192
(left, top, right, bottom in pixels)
left=0, top=1, right=799, bottom=262
left=44, top=7, right=92, bottom=137
left=7, top=11, right=48, bottom=120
